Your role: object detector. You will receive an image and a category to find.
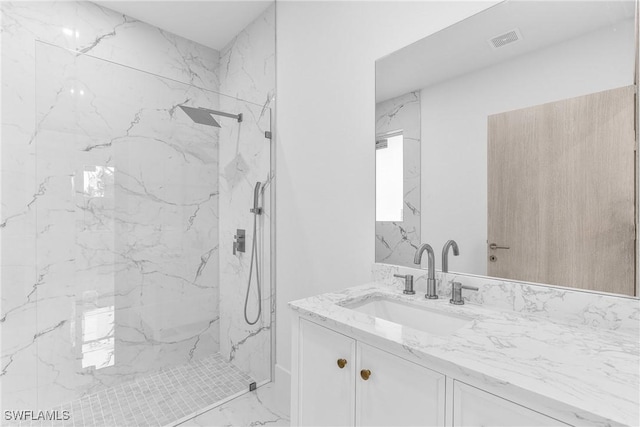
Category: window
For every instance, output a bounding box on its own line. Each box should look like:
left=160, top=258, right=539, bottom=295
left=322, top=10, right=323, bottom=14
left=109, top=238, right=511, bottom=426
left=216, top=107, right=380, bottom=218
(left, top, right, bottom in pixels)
left=376, top=133, right=404, bottom=222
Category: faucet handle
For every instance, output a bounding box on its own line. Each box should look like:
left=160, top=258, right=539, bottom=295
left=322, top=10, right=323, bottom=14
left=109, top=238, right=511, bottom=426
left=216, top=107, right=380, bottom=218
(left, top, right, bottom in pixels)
left=393, top=274, right=415, bottom=295
left=450, top=282, right=477, bottom=305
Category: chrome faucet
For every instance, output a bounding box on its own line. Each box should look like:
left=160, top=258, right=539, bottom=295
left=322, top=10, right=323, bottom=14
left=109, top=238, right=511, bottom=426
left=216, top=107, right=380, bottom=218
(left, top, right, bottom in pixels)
left=441, top=240, right=459, bottom=273
left=414, top=244, right=438, bottom=299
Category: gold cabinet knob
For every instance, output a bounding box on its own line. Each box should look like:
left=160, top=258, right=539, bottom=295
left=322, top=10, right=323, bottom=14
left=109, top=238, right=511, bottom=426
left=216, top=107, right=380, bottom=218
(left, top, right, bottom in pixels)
left=360, top=369, right=371, bottom=380
left=337, top=358, right=347, bottom=369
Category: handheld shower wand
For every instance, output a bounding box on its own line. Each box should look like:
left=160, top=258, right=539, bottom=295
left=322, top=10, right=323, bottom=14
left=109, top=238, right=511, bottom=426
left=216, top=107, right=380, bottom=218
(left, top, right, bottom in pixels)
left=244, top=181, right=264, bottom=325
left=250, top=182, right=263, bottom=215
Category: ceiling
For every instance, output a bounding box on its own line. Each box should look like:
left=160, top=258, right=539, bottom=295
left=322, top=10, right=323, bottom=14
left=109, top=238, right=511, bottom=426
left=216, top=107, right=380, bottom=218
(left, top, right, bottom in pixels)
left=93, top=1, right=273, bottom=51
left=376, top=1, right=636, bottom=102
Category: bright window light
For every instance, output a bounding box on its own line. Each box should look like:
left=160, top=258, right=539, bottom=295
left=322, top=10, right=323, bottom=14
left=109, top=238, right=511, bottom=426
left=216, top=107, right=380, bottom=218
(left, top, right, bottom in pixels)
left=83, top=166, right=114, bottom=198
left=82, top=306, right=115, bottom=369
left=376, top=134, right=404, bottom=222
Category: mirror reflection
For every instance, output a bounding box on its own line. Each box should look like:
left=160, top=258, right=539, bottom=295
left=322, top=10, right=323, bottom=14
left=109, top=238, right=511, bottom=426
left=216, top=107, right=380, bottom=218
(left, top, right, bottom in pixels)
left=375, top=92, right=421, bottom=264
left=375, top=0, right=637, bottom=297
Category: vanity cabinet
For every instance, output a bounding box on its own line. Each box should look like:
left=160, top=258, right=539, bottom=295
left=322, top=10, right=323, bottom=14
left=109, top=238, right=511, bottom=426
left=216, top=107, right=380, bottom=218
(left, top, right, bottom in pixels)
left=356, top=342, right=445, bottom=426
left=297, top=318, right=356, bottom=426
left=452, top=381, right=569, bottom=426
left=294, top=319, right=445, bottom=426
left=293, top=316, right=578, bottom=427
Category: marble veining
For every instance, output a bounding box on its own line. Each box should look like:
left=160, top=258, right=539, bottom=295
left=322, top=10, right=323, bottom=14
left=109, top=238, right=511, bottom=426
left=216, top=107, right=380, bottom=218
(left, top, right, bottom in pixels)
left=375, top=92, right=421, bottom=267
left=32, top=44, right=220, bottom=410
left=2, top=0, right=276, bottom=415
left=218, top=4, right=275, bottom=384
left=290, top=281, right=640, bottom=427
left=372, top=263, right=640, bottom=335
left=178, top=382, right=289, bottom=427
left=217, top=4, right=276, bottom=108
left=1, top=0, right=221, bottom=413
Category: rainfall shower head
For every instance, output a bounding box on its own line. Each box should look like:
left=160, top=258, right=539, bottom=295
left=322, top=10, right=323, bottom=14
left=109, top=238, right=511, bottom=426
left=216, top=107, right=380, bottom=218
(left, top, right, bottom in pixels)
left=179, top=105, right=243, bottom=128
left=179, top=105, right=221, bottom=127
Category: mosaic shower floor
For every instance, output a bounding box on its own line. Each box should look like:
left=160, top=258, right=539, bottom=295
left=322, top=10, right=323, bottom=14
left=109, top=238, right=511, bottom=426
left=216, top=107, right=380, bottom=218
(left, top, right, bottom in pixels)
left=18, top=353, right=255, bottom=427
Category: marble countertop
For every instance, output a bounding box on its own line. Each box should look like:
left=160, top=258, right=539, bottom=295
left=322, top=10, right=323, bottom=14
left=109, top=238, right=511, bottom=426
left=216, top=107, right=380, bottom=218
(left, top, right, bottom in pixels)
left=289, top=282, right=640, bottom=427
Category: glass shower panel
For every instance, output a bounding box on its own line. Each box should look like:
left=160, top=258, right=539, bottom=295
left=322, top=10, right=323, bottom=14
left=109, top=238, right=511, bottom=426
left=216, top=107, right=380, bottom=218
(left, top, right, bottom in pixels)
left=34, top=41, right=272, bottom=413
left=218, top=93, right=273, bottom=387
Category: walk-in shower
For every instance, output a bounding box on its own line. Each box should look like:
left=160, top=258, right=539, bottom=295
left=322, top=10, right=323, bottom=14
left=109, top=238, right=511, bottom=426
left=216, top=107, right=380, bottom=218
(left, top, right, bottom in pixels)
left=0, top=2, right=275, bottom=419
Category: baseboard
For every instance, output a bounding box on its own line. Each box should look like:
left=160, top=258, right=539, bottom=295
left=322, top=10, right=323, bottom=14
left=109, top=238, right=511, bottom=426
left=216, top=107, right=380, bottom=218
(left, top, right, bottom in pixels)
left=274, top=364, right=291, bottom=417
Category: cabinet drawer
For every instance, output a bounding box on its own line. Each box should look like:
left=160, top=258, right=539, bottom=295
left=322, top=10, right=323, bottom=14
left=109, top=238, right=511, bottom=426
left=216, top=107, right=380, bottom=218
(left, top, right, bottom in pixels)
left=453, top=381, right=570, bottom=426
left=298, top=319, right=356, bottom=426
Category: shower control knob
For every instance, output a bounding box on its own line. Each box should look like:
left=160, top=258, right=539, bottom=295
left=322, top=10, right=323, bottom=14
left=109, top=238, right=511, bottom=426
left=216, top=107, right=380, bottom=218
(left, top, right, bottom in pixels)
left=234, top=229, right=246, bottom=254
left=337, top=359, right=347, bottom=369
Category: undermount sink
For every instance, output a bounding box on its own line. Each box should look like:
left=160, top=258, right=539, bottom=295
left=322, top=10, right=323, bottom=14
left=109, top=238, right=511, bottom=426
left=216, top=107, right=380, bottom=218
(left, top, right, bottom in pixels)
left=344, top=297, right=473, bottom=336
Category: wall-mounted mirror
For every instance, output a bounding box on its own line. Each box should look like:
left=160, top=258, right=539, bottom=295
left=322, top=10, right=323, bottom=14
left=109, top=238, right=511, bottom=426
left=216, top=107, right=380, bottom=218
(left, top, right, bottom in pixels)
left=375, top=0, right=638, bottom=297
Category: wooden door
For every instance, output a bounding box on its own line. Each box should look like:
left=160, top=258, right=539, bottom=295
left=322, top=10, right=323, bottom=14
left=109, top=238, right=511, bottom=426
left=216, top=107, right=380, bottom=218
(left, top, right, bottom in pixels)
left=453, top=381, right=569, bottom=426
left=488, top=86, right=636, bottom=295
left=355, top=342, right=445, bottom=427
left=298, top=319, right=356, bottom=426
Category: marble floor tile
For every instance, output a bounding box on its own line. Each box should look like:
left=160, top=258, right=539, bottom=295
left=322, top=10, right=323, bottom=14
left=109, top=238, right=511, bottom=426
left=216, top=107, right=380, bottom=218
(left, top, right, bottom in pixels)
left=177, top=383, right=289, bottom=427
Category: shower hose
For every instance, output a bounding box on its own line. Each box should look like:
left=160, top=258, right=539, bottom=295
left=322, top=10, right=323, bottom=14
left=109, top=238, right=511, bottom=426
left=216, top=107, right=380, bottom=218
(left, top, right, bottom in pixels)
left=244, top=200, right=262, bottom=325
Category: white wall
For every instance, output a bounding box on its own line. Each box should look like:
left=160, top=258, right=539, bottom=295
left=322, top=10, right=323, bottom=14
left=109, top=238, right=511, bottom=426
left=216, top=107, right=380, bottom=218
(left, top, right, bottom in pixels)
left=274, top=0, right=498, bottom=411
left=421, top=19, right=636, bottom=276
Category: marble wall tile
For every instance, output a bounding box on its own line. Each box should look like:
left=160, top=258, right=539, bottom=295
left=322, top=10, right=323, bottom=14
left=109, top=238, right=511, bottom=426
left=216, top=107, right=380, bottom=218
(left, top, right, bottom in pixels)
left=1, top=0, right=221, bottom=412
left=217, top=4, right=276, bottom=108
left=1, top=2, right=218, bottom=90
left=375, top=92, right=421, bottom=267
left=218, top=4, right=275, bottom=383
left=372, top=263, right=640, bottom=335
left=32, top=45, right=221, bottom=409
left=218, top=97, right=272, bottom=383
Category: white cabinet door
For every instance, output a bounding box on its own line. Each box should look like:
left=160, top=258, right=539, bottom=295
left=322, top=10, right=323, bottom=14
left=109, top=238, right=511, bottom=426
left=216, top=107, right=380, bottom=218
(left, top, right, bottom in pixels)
left=356, top=342, right=446, bottom=427
left=453, top=381, right=570, bottom=427
left=298, top=319, right=356, bottom=426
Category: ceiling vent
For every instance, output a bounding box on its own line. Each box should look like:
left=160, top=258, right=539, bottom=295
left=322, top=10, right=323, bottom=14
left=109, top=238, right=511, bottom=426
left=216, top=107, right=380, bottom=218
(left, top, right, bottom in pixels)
left=488, top=28, right=523, bottom=50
